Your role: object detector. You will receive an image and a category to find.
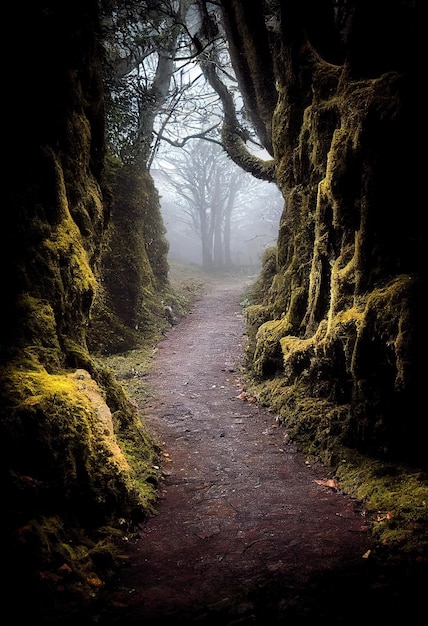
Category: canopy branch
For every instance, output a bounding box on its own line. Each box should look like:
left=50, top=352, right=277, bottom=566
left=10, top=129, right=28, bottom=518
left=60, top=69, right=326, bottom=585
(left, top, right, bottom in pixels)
left=154, top=124, right=222, bottom=148
left=201, top=58, right=276, bottom=182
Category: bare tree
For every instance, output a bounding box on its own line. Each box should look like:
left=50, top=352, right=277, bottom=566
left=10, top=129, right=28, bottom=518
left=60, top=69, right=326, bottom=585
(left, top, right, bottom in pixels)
left=153, top=139, right=282, bottom=269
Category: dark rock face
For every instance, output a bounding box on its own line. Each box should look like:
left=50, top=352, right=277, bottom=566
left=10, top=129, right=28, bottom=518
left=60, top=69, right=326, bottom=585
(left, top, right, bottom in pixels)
left=1, top=1, right=160, bottom=612
left=244, top=1, right=425, bottom=467
left=2, top=1, right=106, bottom=365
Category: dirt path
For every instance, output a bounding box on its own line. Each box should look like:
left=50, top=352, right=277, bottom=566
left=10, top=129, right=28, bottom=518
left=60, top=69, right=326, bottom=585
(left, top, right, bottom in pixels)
left=96, top=273, right=421, bottom=625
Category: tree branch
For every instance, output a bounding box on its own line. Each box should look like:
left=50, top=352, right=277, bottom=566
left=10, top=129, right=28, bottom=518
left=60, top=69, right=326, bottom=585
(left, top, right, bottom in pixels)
left=154, top=124, right=222, bottom=149
left=201, top=57, right=275, bottom=182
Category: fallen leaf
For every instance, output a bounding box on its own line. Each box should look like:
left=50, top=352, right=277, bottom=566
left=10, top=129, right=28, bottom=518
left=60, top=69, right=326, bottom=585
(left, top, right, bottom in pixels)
left=314, top=478, right=339, bottom=491
left=376, top=511, right=392, bottom=522
left=86, top=574, right=103, bottom=588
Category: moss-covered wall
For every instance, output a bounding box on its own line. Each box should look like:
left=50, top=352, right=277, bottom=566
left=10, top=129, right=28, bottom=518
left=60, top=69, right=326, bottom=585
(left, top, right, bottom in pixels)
left=87, top=163, right=171, bottom=354
left=245, top=2, right=425, bottom=467
left=1, top=2, right=166, bottom=616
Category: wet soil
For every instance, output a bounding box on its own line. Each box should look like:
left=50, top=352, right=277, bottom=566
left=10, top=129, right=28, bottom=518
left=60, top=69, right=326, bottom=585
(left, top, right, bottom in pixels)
left=96, top=272, right=425, bottom=625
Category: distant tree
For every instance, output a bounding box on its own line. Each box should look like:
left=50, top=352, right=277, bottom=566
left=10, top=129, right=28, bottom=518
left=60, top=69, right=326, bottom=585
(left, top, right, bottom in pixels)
left=153, top=139, right=282, bottom=269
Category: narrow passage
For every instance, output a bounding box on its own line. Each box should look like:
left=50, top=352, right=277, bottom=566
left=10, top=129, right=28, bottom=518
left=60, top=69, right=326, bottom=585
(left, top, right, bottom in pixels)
left=99, top=273, right=379, bottom=625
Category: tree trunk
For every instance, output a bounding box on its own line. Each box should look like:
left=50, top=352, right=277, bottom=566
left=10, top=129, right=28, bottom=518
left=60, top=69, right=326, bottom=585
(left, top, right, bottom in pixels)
left=213, top=209, right=224, bottom=267
left=223, top=201, right=233, bottom=267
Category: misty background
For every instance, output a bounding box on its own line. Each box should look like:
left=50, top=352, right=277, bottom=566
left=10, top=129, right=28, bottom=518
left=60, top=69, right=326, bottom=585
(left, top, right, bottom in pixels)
left=152, top=142, right=283, bottom=271
left=103, top=1, right=285, bottom=273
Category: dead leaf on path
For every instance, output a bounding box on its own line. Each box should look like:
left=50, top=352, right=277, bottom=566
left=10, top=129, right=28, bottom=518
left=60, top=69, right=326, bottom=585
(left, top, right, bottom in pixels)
left=236, top=391, right=257, bottom=402
left=314, top=478, right=339, bottom=491
left=87, top=574, right=103, bottom=588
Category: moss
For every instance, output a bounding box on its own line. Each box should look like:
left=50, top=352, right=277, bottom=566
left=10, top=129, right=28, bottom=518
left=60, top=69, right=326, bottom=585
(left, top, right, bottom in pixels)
left=252, top=318, right=292, bottom=377
left=249, top=273, right=424, bottom=461
left=1, top=362, right=158, bottom=525
left=280, top=335, right=315, bottom=381
left=352, top=274, right=419, bottom=390
left=335, top=455, right=428, bottom=554
left=88, top=162, right=172, bottom=355
left=343, top=274, right=425, bottom=461
left=300, top=100, right=341, bottom=178
left=7, top=514, right=127, bottom=621
left=4, top=295, right=63, bottom=370
left=86, top=282, right=146, bottom=355
left=245, top=246, right=279, bottom=304
left=221, top=125, right=276, bottom=181
left=249, top=61, right=424, bottom=461
left=242, top=248, right=281, bottom=364
left=43, top=216, right=97, bottom=296
left=38, top=147, right=98, bottom=306
left=244, top=304, right=275, bottom=363
left=1, top=348, right=161, bottom=620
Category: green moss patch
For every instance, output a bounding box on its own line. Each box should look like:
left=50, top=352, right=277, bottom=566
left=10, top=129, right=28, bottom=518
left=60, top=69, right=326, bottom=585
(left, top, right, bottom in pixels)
left=336, top=456, right=428, bottom=555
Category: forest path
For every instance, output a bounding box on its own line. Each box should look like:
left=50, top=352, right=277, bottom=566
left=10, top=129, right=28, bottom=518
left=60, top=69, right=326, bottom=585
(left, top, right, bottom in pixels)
left=96, top=271, right=418, bottom=625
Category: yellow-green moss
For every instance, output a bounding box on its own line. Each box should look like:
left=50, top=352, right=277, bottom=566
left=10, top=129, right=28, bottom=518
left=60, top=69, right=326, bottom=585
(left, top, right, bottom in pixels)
left=280, top=335, right=313, bottom=360
left=1, top=363, right=158, bottom=517
left=88, top=162, right=172, bottom=356
left=253, top=318, right=292, bottom=377
left=336, top=455, right=428, bottom=553
left=352, top=274, right=418, bottom=390
left=300, top=100, right=340, bottom=177
left=8, top=295, right=63, bottom=370
left=247, top=246, right=279, bottom=304
left=43, top=220, right=97, bottom=296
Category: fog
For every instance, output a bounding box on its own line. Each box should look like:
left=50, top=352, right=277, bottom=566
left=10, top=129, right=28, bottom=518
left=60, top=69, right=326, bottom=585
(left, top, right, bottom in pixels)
left=151, top=143, right=284, bottom=272
left=159, top=185, right=282, bottom=269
